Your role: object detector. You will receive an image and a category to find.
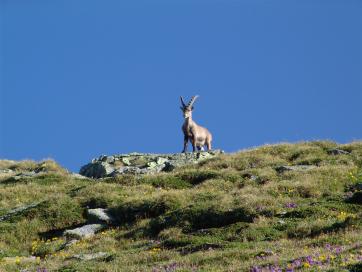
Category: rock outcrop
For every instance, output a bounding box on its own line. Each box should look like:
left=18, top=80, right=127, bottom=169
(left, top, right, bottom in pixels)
left=79, top=150, right=223, bottom=178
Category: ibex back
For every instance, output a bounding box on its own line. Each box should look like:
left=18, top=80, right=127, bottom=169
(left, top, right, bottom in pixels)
left=180, top=95, right=212, bottom=153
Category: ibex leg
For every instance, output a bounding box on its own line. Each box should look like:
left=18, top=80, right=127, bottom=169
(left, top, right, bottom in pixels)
left=206, top=141, right=212, bottom=151
left=191, top=139, right=196, bottom=152
left=182, top=136, right=188, bottom=153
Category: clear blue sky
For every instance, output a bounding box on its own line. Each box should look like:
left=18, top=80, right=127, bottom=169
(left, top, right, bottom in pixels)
left=1, top=0, right=361, bottom=172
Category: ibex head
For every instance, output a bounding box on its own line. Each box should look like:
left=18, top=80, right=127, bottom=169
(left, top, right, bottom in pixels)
left=180, top=95, right=199, bottom=118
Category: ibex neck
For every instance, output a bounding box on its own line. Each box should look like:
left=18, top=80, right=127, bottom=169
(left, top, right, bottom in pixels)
left=184, top=117, right=193, bottom=124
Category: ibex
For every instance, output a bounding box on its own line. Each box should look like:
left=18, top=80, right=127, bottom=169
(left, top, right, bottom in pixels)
left=180, top=95, right=212, bottom=153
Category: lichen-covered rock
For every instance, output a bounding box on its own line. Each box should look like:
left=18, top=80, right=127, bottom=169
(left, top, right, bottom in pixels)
left=79, top=150, right=223, bottom=178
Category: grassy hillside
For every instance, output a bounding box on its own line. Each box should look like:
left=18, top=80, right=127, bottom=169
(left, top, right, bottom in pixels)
left=0, top=141, right=362, bottom=272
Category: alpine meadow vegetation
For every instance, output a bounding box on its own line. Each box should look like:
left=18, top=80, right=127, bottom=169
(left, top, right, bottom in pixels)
left=0, top=141, right=362, bottom=272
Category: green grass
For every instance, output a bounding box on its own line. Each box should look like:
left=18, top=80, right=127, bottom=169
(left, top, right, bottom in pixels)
left=0, top=141, right=362, bottom=271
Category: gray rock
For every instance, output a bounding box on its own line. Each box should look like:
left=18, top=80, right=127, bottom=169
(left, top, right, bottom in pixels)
left=87, top=208, right=115, bottom=224
left=163, top=160, right=184, bottom=172
left=327, top=149, right=350, bottom=155
left=156, top=157, right=168, bottom=165
left=0, top=202, right=42, bottom=222
left=71, top=252, right=112, bottom=261
left=275, top=165, right=316, bottom=174
left=14, top=171, right=38, bottom=179
left=64, top=224, right=106, bottom=239
left=116, top=166, right=148, bottom=175
left=121, top=157, right=131, bottom=166
left=0, top=169, right=14, bottom=174
left=80, top=150, right=223, bottom=178
left=249, top=175, right=258, bottom=181
left=79, top=162, right=115, bottom=178
left=99, top=155, right=115, bottom=164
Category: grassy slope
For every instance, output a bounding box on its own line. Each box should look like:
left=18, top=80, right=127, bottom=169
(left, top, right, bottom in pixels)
left=0, top=141, right=362, bottom=272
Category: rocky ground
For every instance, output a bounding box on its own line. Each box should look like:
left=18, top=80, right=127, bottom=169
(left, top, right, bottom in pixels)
left=79, top=150, right=223, bottom=178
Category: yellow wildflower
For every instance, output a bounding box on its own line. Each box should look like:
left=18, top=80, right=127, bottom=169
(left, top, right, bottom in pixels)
left=303, top=262, right=310, bottom=268
left=318, top=255, right=326, bottom=261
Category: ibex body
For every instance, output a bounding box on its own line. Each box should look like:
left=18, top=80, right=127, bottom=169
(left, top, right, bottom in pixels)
left=180, top=96, right=212, bottom=153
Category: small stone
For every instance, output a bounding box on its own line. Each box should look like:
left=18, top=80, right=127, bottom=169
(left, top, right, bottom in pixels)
left=250, top=175, right=258, bottom=181
left=71, top=252, right=112, bottom=261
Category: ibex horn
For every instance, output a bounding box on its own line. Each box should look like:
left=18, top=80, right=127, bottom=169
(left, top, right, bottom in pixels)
left=187, top=95, right=199, bottom=108
left=180, top=96, right=187, bottom=108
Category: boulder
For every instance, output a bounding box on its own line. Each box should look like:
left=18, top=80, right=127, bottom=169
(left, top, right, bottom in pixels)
left=79, top=150, right=223, bottom=178
left=79, top=162, right=115, bottom=178
left=64, top=224, right=106, bottom=239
